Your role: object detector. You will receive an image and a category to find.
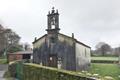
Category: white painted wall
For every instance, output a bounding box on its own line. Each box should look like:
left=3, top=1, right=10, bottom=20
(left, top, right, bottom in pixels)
left=58, top=34, right=74, bottom=46
left=75, top=42, right=91, bottom=70
left=33, top=36, right=46, bottom=48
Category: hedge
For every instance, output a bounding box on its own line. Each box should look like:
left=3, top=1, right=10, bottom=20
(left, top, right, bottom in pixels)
left=8, top=61, right=23, bottom=79
left=8, top=61, right=96, bottom=80
left=91, top=60, right=118, bottom=63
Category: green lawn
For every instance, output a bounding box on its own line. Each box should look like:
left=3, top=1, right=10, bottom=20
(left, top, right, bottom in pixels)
left=91, top=57, right=118, bottom=61
left=0, top=59, right=7, bottom=64
left=89, top=63, right=120, bottom=80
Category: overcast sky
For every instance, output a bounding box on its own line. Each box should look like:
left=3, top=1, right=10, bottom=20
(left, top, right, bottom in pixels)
left=0, top=0, right=120, bottom=49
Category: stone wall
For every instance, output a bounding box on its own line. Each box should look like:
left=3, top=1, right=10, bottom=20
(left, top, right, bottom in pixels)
left=75, top=43, right=91, bottom=71
left=8, top=54, right=22, bottom=62
left=8, top=62, right=96, bottom=80
left=33, top=34, right=76, bottom=71
left=33, top=33, right=91, bottom=71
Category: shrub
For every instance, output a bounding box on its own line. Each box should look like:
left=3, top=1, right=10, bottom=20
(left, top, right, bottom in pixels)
left=8, top=61, right=23, bottom=79
left=91, top=60, right=118, bottom=63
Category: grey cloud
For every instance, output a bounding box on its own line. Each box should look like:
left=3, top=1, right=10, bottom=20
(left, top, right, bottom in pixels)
left=0, top=0, right=120, bottom=49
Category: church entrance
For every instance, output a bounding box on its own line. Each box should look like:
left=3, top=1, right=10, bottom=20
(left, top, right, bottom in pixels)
left=48, top=54, right=57, bottom=67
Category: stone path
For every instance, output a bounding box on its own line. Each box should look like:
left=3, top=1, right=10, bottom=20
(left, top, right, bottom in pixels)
left=0, top=64, right=8, bottom=80
left=0, top=64, right=8, bottom=71
left=0, top=71, right=6, bottom=80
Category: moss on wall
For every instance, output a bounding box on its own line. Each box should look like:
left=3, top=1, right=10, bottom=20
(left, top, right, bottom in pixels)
left=8, top=62, right=95, bottom=80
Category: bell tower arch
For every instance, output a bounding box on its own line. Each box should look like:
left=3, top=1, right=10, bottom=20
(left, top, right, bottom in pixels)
left=46, top=7, right=60, bottom=34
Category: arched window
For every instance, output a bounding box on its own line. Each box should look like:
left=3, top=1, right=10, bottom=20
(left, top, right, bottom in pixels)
left=51, top=17, right=56, bottom=29
left=51, top=37, right=55, bottom=43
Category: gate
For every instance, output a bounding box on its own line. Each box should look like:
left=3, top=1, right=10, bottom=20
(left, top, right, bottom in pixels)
left=16, top=61, right=23, bottom=80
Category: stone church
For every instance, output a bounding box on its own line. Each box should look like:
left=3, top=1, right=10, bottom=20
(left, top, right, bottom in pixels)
left=33, top=7, right=91, bottom=71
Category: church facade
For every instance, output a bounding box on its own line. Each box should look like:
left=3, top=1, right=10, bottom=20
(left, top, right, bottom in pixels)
left=33, top=8, right=91, bottom=71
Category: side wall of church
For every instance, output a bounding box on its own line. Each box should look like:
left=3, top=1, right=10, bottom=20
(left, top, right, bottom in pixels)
left=75, top=43, right=91, bottom=71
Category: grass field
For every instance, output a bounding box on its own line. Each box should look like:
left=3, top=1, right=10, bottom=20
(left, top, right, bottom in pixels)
left=89, top=63, right=120, bottom=80
left=91, top=57, right=119, bottom=61
left=0, top=59, right=7, bottom=64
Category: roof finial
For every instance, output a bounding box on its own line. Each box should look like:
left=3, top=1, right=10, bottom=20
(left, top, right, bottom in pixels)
left=72, top=33, right=74, bottom=39
left=34, top=37, right=37, bottom=41
left=56, top=9, right=58, bottom=13
left=48, top=11, right=50, bottom=14
left=52, top=7, right=55, bottom=13
left=52, top=7, right=54, bottom=10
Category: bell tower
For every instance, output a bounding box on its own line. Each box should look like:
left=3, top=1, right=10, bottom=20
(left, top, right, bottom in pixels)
left=46, top=8, right=60, bottom=67
left=46, top=7, right=60, bottom=34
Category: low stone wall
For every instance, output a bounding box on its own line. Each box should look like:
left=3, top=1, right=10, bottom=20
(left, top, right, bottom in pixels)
left=8, top=62, right=96, bottom=80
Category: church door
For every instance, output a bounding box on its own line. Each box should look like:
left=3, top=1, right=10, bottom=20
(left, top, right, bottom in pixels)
left=48, top=54, right=57, bottom=67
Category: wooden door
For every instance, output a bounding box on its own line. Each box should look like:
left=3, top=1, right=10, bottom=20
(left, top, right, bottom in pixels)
left=48, top=54, right=57, bottom=67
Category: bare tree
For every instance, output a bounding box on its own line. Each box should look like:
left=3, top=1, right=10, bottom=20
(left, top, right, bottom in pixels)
left=0, top=24, right=21, bottom=55
left=0, top=25, right=6, bottom=55
left=4, top=29, right=20, bottom=46
left=95, top=42, right=112, bottom=56
left=24, top=42, right=31, bottom=51
left=100, top=44, right=112, bottom=56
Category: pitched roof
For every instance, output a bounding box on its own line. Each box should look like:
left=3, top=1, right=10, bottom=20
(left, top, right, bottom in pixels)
left=32, top=34, right=47, bottom=44
left=59, top=33, right=91, bottom=48
left=8, top=51, right=33, bottom=55
left=33, top=33, right=91, bottom=48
